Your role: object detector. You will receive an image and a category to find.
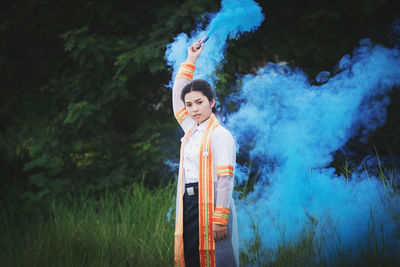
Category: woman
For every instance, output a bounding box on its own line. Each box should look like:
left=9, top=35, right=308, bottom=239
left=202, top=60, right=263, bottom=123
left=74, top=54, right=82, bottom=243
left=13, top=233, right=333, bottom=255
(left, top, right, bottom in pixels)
left=172, top=39, right=239, bottom=267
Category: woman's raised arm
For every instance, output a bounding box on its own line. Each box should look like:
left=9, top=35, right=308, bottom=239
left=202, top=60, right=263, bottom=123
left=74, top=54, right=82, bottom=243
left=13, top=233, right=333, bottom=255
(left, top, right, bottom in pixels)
left=172, top=39, right=204, bottom=116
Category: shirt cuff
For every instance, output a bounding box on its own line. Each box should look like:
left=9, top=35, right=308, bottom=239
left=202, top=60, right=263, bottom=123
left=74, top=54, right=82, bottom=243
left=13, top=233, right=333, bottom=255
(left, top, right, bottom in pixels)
left=176, top=62, right=196, bottom=80
left=216, top=165, right=234, bottom=178
left=213, top=206, right=230, bottom=225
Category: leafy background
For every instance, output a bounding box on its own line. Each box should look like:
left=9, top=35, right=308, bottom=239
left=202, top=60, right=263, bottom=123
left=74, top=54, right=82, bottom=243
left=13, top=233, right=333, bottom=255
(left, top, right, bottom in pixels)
left=1, top=0, right=399, bottom=208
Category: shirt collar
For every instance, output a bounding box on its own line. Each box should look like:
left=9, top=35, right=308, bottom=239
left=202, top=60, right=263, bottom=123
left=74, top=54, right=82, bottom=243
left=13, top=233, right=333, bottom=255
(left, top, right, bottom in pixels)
left=196, top=118, right=210, bottom=131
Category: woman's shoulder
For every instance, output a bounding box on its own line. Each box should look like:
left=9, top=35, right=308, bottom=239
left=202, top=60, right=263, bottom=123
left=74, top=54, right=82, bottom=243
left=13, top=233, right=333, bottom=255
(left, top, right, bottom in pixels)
left=212, top=125, right=236, bottom=160
left=212, top=125, right=235, bottom=142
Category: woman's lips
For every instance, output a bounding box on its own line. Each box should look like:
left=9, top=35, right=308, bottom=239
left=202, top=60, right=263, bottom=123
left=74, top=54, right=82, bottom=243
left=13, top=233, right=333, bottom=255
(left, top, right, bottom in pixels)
left=193, top=114, right=201, bottom=118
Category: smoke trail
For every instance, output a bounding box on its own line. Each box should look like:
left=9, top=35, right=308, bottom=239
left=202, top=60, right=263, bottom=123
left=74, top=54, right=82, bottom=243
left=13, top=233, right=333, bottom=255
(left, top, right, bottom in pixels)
left=228, top=39, right=400, bottom=259
left=165, top=0, right=264, bottom=84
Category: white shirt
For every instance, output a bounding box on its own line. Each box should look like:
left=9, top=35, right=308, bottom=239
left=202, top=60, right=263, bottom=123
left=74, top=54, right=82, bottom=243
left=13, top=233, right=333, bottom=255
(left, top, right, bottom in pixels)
left=182, top=118, right=236, bottom=185
left=182, top=119, right=206, bottom=183
left=172, top=77, right=236, bottom=208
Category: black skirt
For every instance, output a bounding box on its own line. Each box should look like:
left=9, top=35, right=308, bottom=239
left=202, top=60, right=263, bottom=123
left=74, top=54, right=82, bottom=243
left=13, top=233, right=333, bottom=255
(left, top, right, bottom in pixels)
left=183, top=183, right=200, bottom=267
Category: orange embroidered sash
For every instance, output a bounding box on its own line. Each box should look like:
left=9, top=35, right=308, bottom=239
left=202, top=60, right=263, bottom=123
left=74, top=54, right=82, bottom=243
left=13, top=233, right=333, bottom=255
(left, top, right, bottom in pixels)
left=174, top=113, right=219, bottom=267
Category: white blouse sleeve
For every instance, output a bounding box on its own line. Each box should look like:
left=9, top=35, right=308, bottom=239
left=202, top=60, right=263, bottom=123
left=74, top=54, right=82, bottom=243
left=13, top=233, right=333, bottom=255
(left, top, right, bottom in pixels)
left=212, top=126, right=236, bottom=225
left=172, top=63, right=196, bottom=133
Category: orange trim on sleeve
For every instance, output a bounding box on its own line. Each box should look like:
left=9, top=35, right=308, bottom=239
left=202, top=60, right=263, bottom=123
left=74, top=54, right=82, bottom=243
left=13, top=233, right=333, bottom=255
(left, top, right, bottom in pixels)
left=216, top=165, right=234, bottom=177
left=174, top=106, right=189, bottom=124
left=176, top=62, right=196, bottom=80
left=212, top=206, right=230, bottom=225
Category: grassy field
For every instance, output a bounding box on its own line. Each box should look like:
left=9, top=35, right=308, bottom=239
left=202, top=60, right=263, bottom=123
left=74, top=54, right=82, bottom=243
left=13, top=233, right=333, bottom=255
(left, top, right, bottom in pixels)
left=1, top=177, right=399, bottom=266
left=0, top=183, right=176, bottom=267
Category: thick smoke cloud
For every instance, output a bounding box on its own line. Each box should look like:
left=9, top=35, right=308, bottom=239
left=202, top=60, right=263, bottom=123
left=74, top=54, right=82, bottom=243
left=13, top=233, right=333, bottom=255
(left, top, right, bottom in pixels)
left=165, top=0, right=400, bottom=261
left=229, top=40, right=400, bottom=258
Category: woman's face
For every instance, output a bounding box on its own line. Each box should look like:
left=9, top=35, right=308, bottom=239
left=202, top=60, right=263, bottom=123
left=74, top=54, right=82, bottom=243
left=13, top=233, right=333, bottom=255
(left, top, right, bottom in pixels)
left=184, top=91, right=215, bottom=124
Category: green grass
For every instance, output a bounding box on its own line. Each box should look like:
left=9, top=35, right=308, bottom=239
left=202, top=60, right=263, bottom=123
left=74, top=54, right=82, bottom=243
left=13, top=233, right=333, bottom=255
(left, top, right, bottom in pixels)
left=1, top=161, right=399, bottom=266
left=0, top=182, right=176, bottom=267
left=239, top=209, right=400, bottom=267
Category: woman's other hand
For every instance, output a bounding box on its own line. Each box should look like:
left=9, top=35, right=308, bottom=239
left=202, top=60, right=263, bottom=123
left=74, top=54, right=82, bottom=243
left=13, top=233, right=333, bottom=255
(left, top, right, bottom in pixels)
left=186, top=39, right=204, bottom=64
left=213, top=224, right=227, bottom=242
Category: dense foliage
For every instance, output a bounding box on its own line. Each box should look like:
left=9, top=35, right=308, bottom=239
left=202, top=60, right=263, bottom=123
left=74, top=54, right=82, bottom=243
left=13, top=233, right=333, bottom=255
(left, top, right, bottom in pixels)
left=1, top=0, right=399, bottom=206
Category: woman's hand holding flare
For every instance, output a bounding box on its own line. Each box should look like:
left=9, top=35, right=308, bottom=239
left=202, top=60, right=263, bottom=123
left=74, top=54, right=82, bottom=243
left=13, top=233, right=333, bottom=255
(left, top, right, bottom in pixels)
left=213, top=223, right=227, bottom=242
left=186, top=39, right=204, bottom=64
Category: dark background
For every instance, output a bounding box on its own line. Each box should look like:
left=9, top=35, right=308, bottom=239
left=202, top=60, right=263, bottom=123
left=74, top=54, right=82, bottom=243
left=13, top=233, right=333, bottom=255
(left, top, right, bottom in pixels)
left=1, top=0, right=399, bottom=209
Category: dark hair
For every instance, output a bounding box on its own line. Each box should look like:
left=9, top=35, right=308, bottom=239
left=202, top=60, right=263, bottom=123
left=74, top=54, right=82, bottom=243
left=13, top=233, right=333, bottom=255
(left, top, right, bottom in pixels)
left=181, top=79, right=217, bottom=113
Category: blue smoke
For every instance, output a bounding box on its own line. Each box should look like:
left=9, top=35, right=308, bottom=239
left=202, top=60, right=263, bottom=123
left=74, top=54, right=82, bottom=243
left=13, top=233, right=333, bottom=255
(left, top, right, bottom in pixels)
left=165, top=0, right=400, bottom=262
left=165, top=0, right=264, bottom=85
left=229, top=40, right=400, bottom=259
